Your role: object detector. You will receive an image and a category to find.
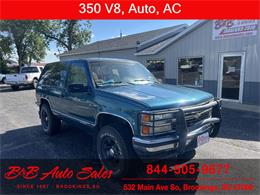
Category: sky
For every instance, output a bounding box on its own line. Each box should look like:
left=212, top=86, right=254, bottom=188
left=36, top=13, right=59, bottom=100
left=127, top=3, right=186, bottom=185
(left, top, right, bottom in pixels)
left=45, top=20, right=196, bottom=63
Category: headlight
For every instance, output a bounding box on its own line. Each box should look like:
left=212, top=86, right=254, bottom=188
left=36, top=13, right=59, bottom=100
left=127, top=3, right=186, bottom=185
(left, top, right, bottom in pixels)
left=140, top=112, right=177, bottom=136
left=154, top=113, right=173, bottom=120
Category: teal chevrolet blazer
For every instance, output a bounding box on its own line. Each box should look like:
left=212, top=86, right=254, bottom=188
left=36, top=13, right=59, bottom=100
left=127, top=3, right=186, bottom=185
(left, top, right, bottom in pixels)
left=36, top=58, right=221, bottom=176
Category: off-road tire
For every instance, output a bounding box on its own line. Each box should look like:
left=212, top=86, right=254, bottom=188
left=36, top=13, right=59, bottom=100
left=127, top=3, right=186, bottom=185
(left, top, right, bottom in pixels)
left=40, top=103, right=61, bottom=135
left=210, top=123, right=220, bottom=137
left=97, top=124, right=137, bottom=177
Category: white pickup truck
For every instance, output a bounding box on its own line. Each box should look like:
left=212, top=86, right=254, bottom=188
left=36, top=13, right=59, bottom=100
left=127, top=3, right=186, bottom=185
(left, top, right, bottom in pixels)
left=0, top=74, right=6, bottom=83
left=5, top=66, right=43, bottom=90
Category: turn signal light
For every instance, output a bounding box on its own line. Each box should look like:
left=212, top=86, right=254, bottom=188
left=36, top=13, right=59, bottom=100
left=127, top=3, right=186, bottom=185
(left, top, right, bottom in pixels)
left=142, top=114, right=151, bottom=122
left=142, top=126, right=151, bottom=135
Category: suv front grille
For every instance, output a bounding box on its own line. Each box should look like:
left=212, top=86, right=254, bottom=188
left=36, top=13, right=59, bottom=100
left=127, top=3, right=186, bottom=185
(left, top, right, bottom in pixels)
left=185, top=108, right=212, bottom=127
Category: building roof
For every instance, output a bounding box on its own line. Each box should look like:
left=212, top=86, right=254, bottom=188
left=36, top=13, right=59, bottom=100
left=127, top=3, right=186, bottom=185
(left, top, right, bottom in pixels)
left=59, top=24, right=187, bottom=57
left=135, top=20, right=207, bottom=56
left=134, top=36, right=177, bottom=56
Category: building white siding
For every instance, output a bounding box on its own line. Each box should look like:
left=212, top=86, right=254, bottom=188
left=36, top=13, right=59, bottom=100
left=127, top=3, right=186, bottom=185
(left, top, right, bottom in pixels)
left=145, top=21, right=260, bottom=105
left=154, top=20, right=260, bottom=82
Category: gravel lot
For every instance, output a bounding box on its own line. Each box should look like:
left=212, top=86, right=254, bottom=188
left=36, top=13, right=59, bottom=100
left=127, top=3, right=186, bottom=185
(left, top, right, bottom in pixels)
left=0, top=84, right=259, bottom=159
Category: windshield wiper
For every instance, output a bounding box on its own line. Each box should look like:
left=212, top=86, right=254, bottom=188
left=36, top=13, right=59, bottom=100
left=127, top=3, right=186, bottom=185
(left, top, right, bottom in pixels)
left=132, top=79, right=160, bottom=84
left=133, top=79, right=151, bottom=82
left=100, top=80, right=134, bottom=86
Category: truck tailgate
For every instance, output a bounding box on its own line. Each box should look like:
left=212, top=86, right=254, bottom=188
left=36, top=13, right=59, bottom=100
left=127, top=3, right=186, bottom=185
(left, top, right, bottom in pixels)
left=5, top=74, right=26, bottom=83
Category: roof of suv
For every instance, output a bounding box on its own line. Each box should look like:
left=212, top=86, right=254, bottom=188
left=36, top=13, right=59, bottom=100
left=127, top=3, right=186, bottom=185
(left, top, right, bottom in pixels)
left=60, top=58, right=139, bottom=64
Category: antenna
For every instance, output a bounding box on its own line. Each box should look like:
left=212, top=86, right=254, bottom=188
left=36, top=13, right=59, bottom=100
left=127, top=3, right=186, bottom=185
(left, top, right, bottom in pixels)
left=120, top=29, right=122, bottom=38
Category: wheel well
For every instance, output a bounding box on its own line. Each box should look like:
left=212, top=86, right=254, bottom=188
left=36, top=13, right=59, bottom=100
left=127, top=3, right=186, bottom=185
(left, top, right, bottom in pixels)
left=33, top=77, right=38, bottom=80
left=97, top=114, right=134, bottom=137
left=40, top=98, right=50, bottom=109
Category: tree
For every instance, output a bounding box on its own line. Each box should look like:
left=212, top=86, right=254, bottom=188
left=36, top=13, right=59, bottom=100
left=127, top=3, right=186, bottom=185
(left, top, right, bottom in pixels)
left=36, top=20, right=92, bottom=51
left=0, top=20, right=91, bottom=70
left=0, top=20, right=47, bottom=68
left=0, top=35, right=13, bottom=73
left=25, top=32, right=46, bottom=64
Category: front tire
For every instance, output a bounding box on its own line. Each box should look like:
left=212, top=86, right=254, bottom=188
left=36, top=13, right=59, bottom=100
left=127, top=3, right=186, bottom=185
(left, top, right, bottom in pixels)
left=210, top=123, right=220, bottom=137
left=40, top=103, right=61, bottom=135
left=97, top=125, right=136, bottom=177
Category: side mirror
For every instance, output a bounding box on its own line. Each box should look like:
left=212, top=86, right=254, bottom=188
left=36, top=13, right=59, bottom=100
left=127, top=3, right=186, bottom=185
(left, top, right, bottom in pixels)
left=68, top=84, right=89, bottom=93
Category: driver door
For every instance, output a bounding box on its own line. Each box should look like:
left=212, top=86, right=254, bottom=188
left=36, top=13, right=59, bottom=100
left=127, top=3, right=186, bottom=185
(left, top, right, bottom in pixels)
left=63, top=62, right=96, bottom=125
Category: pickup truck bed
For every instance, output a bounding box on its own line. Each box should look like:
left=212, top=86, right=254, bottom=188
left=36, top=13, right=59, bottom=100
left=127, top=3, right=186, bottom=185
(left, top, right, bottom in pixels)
left=5, top=66, right=43, bottom=90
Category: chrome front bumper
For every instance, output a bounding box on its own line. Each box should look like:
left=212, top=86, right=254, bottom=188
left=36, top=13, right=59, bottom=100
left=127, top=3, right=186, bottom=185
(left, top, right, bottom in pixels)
left=132, top=99, right=222, bottom=158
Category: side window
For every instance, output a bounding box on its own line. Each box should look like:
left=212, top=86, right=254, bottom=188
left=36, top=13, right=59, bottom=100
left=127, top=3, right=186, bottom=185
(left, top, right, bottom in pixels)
left=147, top=63, right=156, bottom=71
left=146, top=59, right=165, bottom=80
left=178, top=57, right=203, bottom=87
left=21, top=67, right=39, bottom=73
left=39, top=66, right=52, bottom=86
left=67, top=64, right=88, bottom=93
left=156, top=63, right=164, bottom=71
left=146, top=60, right=165, bottom=72
left=39, top=62, right=66, bottom=88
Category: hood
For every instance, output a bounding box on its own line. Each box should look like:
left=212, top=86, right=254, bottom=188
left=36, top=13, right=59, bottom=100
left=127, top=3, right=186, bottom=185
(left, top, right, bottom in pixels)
left=99, top=84, right=213, bottom=110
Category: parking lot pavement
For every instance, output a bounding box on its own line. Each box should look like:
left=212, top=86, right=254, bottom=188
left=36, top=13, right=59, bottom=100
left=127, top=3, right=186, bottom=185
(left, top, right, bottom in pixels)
left=0, top=85, right=260, bottom=159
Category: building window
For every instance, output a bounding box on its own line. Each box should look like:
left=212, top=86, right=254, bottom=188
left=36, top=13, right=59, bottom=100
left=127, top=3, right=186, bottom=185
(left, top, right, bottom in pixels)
left=178, top=57, right=203, bottom=87
left=146, top=59, right=165, bottom=80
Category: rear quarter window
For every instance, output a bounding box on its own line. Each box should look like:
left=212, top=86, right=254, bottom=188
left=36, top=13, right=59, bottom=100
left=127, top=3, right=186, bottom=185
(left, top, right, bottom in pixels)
left=39, top=62, right=67, bottom=88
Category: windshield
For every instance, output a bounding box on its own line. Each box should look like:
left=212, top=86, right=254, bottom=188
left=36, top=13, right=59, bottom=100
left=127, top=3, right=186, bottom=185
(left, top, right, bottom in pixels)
left=21, top=67, right=39, bottom=73
left=89, top=60, right=157, bottom=87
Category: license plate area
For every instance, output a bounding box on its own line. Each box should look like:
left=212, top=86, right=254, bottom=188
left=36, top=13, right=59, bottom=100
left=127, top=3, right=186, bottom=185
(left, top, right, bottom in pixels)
left=197, top=132, right=209, bottom=146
